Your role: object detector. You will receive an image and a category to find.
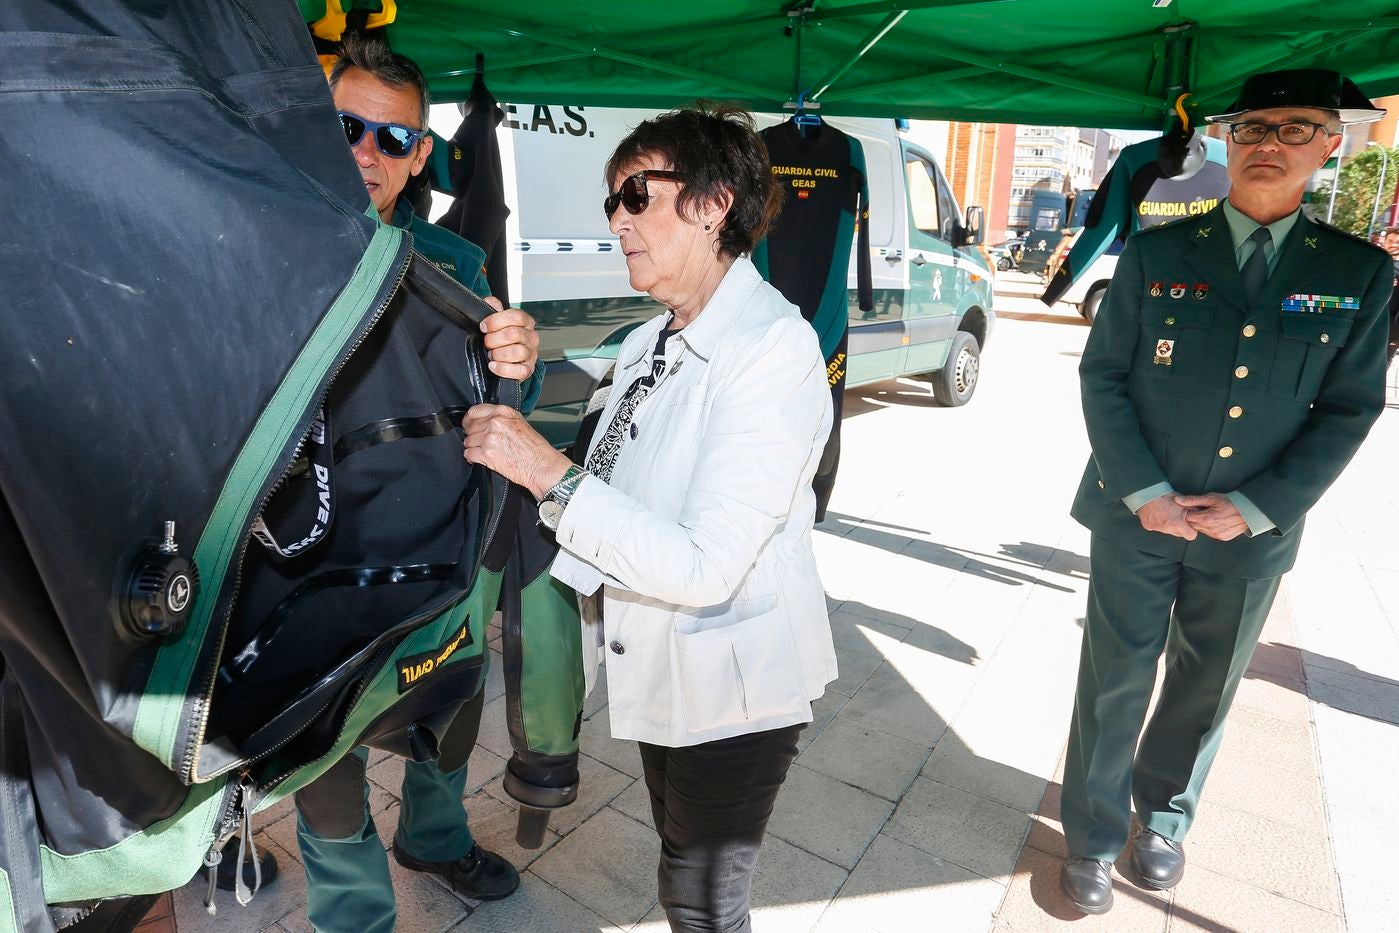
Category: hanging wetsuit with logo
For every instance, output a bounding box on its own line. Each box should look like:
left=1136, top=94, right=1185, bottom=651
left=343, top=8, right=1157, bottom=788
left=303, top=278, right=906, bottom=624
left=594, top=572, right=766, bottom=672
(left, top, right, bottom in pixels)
left=753, top=119, right=873, bottom=522
left=1042, top=133, right=1228, bottom=305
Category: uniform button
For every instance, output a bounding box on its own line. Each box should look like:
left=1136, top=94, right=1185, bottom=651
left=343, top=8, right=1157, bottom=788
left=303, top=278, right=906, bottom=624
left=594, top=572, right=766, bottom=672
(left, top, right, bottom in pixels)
left=1242, top=324, right=1257, bottom=337
left=1164, top=316, right=1176, bottom=325
left=609, top=640, right=625, bottom=655
left=629, top=423, right=639, bottom=440
left=1219, top=446, right=1234, bottom=458
left=1320, top=332, right=1330, bottom=344
left=1097, top=480, right=1104, bottom=489
left=1229, top=405, right=1244, bottom=418
left=1234, top=365, right=1249, bottom=379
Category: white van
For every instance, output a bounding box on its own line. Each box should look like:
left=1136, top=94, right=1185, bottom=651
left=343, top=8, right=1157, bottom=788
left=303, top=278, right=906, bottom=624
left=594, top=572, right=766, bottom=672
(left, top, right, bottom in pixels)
left=428, top=104, right=996, bottom=446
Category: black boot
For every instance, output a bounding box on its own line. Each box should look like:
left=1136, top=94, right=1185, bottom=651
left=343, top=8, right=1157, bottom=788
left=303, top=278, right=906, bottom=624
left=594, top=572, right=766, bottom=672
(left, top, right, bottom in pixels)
left=1061, top=856, right=1113, bottom=915
left=215, top=835, right=279, bottom=892
left=1129, top=829, right=1185, bottom=890
left=392, top=842, right=520, bottom=901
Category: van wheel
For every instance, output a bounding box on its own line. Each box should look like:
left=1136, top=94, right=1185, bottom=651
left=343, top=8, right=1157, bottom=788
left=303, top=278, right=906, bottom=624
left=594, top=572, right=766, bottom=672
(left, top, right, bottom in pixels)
left=996, top=256, right=1012, bottom=271
left=932, top=332, right=980, bottom=407
left=1081, top=284, right=1107, bottom=322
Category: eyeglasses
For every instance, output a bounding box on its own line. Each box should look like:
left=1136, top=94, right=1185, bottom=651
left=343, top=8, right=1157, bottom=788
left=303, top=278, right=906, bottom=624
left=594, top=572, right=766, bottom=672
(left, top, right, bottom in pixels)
left=1226, top=121, right=1331, bottom=146
left=604, top=170, right=685, bottom=218
left=338, top=111, right=423, bottom=158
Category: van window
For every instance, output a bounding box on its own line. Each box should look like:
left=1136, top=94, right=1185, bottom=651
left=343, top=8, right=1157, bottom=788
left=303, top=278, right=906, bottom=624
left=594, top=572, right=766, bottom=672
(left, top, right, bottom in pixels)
left=933, top=164, right=960, bottom=242
left=905, top=157, right=941, bottom=238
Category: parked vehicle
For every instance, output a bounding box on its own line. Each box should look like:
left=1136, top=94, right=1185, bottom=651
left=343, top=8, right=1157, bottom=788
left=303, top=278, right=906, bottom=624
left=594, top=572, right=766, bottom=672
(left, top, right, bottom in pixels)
left=428, top=104, right=996, bottom=443
left=989, top=236, right=1024, bottom=272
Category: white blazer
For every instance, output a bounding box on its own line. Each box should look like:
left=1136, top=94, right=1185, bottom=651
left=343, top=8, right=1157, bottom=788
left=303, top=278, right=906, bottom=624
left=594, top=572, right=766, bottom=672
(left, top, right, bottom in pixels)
left=551, top=257, right=837, bottom=747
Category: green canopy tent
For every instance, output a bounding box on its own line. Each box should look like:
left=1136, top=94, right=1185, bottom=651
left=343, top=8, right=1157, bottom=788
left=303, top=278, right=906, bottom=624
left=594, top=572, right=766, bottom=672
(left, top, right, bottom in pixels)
left=303, top=0, right=1399, bottom=129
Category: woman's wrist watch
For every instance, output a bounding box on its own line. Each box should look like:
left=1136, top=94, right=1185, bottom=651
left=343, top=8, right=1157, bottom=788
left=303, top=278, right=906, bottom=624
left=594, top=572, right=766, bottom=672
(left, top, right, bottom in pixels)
left=538, top=465, right=589, bottom=530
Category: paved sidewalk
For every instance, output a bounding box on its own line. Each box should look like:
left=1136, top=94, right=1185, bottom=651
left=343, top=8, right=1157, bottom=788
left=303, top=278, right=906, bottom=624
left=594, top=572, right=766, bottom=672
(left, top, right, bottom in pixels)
left=173, top=273, right=1399, bottom=931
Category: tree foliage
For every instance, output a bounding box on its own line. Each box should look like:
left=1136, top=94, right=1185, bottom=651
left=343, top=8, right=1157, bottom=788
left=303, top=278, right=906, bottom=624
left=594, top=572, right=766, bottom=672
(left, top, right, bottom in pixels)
left=1312, top=146, right=1399, bottom=237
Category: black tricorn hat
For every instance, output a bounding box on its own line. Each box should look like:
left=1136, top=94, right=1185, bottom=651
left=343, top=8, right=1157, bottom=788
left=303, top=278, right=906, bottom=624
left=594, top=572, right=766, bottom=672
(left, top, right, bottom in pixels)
left=1206, top=69, right=1384, bottom=125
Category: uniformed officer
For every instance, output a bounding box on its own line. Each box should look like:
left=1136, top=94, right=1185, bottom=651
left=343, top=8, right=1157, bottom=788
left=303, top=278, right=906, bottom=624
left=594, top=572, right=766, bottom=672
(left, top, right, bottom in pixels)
left=278, top=37, right=543, bottom=933
left=1059, top=69, right=1391, bottom=915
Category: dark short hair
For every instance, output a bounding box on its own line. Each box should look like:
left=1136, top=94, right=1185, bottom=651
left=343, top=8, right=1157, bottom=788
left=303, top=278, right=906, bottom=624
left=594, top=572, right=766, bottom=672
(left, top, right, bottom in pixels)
left=329, top=34, right=431, bottom=131
left=605, top=103, right=782, bottom=260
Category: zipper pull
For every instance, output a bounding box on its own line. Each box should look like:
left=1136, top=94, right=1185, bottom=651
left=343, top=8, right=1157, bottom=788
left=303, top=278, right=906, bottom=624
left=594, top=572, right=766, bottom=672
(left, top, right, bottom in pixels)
left=233, top=774, right=262, bottom=906
left=201, top=843, right=222, bottom=916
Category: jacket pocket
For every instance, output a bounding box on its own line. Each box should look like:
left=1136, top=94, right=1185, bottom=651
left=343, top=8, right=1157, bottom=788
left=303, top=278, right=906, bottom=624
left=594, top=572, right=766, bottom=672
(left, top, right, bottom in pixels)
left=674, top=607, right=806, bottom=733
left=1269, top=315, right=1352, bottom=401
left=1139, top=299, right=1215, bottom=379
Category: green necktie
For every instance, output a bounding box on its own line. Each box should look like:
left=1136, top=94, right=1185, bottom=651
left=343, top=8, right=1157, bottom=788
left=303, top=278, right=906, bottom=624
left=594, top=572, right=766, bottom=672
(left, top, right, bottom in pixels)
left=1241, top=227, right=1272, bottom=305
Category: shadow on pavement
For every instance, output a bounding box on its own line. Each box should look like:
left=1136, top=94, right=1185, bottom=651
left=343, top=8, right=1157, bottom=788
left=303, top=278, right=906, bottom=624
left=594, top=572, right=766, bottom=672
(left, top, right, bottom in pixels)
left=1248, top=642, right=1399, bottom=726
left=820, top=512, right=1085, bottom=593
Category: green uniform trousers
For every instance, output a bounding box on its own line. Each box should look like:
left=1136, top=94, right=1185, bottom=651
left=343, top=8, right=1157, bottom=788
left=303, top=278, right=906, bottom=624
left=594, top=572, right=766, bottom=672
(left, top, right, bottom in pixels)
left=1061, top=536, right=1280, bottom=860
left=296, top=689, right=484, bottom=933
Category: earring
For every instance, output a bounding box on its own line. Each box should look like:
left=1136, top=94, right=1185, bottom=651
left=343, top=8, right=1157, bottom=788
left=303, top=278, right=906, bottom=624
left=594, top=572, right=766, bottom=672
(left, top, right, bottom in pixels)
left=704, top=223, right=712, bottom=231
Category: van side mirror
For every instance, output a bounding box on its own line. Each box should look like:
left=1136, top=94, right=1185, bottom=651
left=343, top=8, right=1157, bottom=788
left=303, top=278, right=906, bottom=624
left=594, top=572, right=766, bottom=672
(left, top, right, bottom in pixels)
left=962, top=206, right=985, bottom=247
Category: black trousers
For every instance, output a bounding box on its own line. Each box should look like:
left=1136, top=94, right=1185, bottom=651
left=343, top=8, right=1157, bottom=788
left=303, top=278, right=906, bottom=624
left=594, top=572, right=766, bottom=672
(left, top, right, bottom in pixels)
left=638, top=723, right=804, bottom=933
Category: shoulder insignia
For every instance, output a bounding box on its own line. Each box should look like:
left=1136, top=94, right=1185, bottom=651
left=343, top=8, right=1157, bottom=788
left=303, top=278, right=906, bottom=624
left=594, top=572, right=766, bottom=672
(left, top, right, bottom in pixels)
left=1311, top=217, right=1392, bottom=259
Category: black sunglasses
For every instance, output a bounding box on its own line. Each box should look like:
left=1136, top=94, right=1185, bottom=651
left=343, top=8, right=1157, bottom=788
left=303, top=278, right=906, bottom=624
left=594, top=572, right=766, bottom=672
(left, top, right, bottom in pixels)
left=604, top=170, right=685, bottom=218
left=1226, top=120, right=1331, bottom=146
left=338, top=111, right=423, bottom=159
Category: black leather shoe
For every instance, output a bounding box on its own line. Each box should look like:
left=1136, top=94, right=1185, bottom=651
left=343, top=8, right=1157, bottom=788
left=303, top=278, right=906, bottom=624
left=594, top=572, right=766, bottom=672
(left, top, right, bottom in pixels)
left=215, top=835, right=279, bottom=892
left=392, top=842, right=520, bottom=901
left=1130, top=830, right=1185, bottom=890
left=1061, top=857, right=1113, bottom=915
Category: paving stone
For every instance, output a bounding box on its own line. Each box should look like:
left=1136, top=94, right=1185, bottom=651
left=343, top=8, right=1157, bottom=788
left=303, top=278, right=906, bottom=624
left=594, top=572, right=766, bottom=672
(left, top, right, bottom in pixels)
left=765, top=764, right=894, bottom=870
left=797, top=717, right=930, bottom=801
left=1201, top=706, right=1327, bottom=833
left=1185, top=801, right=1340, bottom=914
left=797, top=689, right=850, bottom=752
left=815, top=833, right=1002, bottom=932
left=482, top=753, right=634, bottom=837
left=994, top=844, right=1168, bottom=932
left=531, top=807, right=661, bottom=927
left=1023, top=781, right=1068, bottom=859
left=608, top=777, right=655, bottom=830
left=923, top=734, right=1051, bottom=814
left=1167, top=864, right=1341, bottom=933
left=578, top=704, right=645, bottom=777
left=1336, top=871, right=1399, bottom=933
left=446, top=872, right=626, bottom=933
left=746, top=834, right=848, bottom=933
left=484, top=647, right=505, bottom=702
left=884, top=776, right=1031, bottom=880
left=474, top=694, right=512, bottom=759
left=835, top=661, right=951, bottom=747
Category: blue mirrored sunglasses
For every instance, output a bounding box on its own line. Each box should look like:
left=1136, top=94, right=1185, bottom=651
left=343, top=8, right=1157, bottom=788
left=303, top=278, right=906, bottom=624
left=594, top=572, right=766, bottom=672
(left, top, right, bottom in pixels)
left=338, top=111, right=422, bottom=158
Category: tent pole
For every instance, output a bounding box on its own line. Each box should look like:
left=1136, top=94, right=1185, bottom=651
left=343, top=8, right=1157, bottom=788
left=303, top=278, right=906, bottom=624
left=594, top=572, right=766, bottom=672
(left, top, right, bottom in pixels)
left=811, top=11, right=907, bottom=101
left=1160, top=25, right=1193, bottom=131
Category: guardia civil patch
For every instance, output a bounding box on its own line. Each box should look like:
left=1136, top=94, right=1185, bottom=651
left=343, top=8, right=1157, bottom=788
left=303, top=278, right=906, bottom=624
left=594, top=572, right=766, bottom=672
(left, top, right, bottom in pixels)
left=1282, top=293, right=1359, bottom=314
left=397, top=620, right=473, bottom=693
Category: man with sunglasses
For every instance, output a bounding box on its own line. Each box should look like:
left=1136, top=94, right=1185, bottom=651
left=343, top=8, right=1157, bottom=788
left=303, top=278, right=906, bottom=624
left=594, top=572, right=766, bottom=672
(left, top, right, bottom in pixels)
left=1060, top=69, right=1391, bottom=916
left=274, top=37, right=534, bottom=933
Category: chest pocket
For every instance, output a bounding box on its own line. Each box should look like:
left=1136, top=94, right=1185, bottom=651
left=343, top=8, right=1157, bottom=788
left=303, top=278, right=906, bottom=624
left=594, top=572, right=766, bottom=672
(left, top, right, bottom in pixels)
left=1268, top=314, right=1353, bottom=401
left=1139, top=299, right=1216, bottom=379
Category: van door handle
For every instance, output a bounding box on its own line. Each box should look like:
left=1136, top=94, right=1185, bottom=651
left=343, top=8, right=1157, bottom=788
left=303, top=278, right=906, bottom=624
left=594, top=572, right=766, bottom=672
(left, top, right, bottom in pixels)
left=885, top=252, right=903, bottom=264
left=910, top=254, right=928, bottom=266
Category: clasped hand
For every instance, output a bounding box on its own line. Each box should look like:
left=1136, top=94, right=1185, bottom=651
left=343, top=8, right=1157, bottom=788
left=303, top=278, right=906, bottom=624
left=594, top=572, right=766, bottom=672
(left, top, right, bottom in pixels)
left=1137, top=492, right=1248, bottom=542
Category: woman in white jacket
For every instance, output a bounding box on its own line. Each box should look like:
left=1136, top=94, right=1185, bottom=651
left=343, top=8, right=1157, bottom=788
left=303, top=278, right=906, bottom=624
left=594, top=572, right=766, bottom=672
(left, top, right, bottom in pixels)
left=462, top=104, right=837, bottom=933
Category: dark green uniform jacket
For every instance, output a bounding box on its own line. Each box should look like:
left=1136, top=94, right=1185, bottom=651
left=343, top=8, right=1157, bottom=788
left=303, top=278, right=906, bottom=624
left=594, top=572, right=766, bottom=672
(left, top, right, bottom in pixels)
left=1071, top=204, right=1391, bottom=579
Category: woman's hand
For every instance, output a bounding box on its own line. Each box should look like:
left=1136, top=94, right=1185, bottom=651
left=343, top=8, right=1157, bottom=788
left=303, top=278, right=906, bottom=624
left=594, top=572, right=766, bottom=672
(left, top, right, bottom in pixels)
left=479, top=297, right=540, bottom=381
left=462, top=405, right=573, bottom=499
